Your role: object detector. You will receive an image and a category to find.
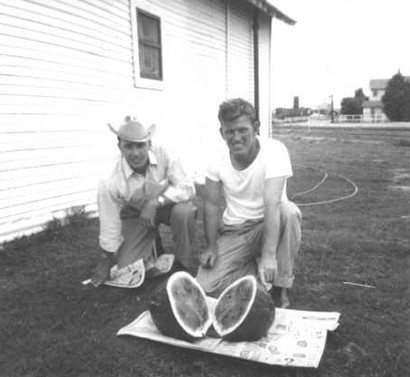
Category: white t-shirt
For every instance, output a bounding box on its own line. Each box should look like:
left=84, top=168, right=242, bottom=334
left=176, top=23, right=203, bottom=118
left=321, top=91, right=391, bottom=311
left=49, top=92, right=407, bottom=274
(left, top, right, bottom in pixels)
left=206, top=137, right=292, bottom=225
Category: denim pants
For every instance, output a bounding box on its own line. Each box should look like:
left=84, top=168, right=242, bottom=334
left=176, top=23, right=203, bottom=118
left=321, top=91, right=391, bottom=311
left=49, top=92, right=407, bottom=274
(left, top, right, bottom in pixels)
left=196, top=201, right=302, bottom=297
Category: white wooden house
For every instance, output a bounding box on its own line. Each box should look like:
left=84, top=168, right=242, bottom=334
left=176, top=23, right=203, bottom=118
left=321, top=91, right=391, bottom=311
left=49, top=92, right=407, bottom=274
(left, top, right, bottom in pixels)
left=363, top=76, right=410, bottom=122
left=0, top=0, right=294, bottom=243
left=362, top=79, right=389, bottom=122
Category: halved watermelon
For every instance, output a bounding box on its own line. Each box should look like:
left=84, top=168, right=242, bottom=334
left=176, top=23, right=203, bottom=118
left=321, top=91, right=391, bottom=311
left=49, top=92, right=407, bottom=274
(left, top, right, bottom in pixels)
left=213, top=275, right=275, bottom=341
left=149, top=271, right=212, bottom=342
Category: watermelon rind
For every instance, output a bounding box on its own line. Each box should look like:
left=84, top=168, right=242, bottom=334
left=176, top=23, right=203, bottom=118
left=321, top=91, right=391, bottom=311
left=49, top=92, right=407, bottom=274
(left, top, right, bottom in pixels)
left=213, top=275, right=275, bottom=342
left=150, top=271, right=212, bottom=342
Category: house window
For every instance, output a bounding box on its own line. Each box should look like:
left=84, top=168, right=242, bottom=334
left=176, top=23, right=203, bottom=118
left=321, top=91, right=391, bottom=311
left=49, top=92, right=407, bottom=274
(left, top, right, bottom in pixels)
left=372, top=89, right=378, bottom=97
left=137, top=9, right=162, bottom=80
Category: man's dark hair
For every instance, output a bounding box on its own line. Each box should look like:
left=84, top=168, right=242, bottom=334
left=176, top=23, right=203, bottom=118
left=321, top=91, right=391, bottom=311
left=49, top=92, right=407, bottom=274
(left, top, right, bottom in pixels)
left=218, top=98, right=257, bottom=124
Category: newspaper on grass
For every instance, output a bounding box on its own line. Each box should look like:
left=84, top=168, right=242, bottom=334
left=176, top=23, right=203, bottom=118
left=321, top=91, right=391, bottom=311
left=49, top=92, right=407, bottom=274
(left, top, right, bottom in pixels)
left=82, top=254, right=175, bottom=288
left=117, top=297, right=340, bottom=368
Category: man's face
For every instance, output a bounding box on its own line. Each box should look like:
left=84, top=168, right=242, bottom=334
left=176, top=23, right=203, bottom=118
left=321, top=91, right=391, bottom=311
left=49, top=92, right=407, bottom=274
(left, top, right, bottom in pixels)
left=220, top=115, right=258, bottom=159
left=118, top=139, right=150, bottom=172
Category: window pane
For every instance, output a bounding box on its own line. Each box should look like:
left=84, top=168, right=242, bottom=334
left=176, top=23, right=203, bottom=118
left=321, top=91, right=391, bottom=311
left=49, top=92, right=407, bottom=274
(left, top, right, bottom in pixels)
left=137, top=9, right=162, bottom=80
left=138, top=12, right=160, bottom=45
left=139, top=45, right=162, bottom=79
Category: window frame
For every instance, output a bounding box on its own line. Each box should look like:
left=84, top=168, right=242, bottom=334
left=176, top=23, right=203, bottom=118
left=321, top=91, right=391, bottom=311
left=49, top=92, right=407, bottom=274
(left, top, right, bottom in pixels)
left=130, top=2, right=165, bottom=90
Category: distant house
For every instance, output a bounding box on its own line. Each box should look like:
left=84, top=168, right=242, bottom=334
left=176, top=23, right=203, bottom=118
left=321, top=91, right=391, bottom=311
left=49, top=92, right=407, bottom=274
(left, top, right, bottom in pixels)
left=363, top=77, right=410, bottom=122
left=0, top=0, right=295, bottom=243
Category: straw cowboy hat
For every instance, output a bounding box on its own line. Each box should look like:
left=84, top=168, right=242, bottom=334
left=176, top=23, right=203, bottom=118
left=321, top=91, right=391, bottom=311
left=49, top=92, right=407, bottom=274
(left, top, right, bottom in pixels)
left=108, top=116, right=156, bottom=142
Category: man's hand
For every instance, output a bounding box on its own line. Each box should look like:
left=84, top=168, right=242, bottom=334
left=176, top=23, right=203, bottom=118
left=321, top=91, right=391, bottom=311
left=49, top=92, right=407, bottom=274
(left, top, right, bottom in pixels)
left=140, top=199, right=159, bottom=228
left=91, top=254, right=115, bottom=287
left=258, top=254, right=278, bottom=290
left=199, top=247, right=218, bottom=269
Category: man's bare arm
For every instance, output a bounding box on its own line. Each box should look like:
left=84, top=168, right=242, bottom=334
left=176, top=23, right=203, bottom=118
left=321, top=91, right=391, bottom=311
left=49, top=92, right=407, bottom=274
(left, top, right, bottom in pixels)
left=259, top=176, right=286, bottom=284
left=200, top=178, right=222, bottom=268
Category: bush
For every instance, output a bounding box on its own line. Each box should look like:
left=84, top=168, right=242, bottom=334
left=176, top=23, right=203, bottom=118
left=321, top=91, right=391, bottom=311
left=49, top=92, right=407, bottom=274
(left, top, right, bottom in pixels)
left=382, top=72, right=410, bottom=121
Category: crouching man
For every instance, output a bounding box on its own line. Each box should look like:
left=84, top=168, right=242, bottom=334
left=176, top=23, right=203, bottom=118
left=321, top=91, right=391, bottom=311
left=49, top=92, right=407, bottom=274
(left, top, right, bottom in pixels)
left=91, top=116, right=197, bottom=286
left=196, top=99, right=302, bottom=308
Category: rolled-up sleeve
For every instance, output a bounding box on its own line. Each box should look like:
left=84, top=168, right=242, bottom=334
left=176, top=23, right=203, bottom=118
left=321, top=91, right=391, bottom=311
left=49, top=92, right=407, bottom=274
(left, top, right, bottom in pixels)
left=205, top=158, right=220, bottom=182
left=98, top=179, right=123, bottom=253
left=162, top=155, right=195, bottom=203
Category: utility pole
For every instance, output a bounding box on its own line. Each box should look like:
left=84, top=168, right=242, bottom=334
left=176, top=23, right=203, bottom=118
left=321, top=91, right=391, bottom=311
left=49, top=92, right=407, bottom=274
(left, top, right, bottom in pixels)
left=330, top=95, right=334, bottom=123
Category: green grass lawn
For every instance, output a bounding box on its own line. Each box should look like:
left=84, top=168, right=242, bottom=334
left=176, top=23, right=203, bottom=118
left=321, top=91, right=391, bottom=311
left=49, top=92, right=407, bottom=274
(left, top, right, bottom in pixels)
left=1, top=126, right=409, bottom=377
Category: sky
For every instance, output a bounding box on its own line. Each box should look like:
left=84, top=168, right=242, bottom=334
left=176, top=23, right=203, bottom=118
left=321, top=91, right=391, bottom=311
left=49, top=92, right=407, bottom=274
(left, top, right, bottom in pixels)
left=269, top=0, right=410, bottom=110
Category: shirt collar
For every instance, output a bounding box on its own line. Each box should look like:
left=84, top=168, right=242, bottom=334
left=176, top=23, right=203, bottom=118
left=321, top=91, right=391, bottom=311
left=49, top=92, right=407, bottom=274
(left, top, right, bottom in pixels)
left=121, top=149, right=158, bottom=179
left=148, top=149, right=158, bottom=165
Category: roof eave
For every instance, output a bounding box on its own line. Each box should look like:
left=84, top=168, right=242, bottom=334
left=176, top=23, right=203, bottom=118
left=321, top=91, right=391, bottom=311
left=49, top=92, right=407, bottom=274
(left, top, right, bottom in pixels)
left=244, top=0, right=296, bottom=25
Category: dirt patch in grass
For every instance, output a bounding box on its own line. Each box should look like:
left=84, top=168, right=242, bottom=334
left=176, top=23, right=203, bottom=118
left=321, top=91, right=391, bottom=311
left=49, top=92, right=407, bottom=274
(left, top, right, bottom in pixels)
left=1, top=127, right=409, bottom=377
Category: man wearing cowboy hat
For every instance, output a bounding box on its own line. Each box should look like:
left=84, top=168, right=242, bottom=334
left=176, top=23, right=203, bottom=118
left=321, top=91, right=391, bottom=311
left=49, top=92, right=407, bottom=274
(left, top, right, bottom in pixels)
left=91, top=116, right=197, bottom=286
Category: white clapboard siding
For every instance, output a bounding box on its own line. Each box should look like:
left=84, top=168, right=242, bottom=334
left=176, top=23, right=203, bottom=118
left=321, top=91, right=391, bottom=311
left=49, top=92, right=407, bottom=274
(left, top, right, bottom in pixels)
left=1, top=140, right=111, bottom=160
left=2, top=170, right=101, bottom=194
left=1, top=43, right=132, bottom=77
left=0, top=114, right=115, bottom=132
left=0, top=13, right=130, bottom=51
left=1, top=82, right=130, bottom=103
left=1, top=58, right=131, bottom=88
left=1, top=200, right=99, bottom=243
left=1, top=180, right=97, bottom=216
left=0, top=25, right=130, bottom=63
left=257, top=12, right=272, bottom=137
left=2, top=0, right=129, bottom=33
left=0, top=2, right=129, bottom=39
left=0, top=0, right=132, bottom=243
left=226, top=0, right=254, bottom=103
left=1, top=148, right=109, bottom=173
left=0, top=129, right=112, bottom=150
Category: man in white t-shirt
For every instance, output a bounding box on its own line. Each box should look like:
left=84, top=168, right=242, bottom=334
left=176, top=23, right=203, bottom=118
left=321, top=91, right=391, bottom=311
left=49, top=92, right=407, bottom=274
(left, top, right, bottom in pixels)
left=196, top=98, right=302, bottom=308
